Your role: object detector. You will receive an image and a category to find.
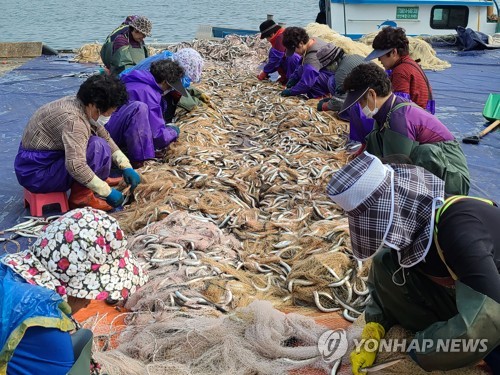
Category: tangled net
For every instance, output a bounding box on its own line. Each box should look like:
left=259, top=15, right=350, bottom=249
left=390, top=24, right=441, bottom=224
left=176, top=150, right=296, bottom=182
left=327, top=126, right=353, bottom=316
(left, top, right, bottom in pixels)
left=306, top=22, right=451, bottom=71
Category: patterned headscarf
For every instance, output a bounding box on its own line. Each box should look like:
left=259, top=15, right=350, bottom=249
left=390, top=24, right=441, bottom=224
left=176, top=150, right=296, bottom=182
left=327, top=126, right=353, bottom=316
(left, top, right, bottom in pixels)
left=2, top=208, right=148, bottom=301
left=327, top=152, right=445, bottom=267
left=174, top=48, right=204, bottom=84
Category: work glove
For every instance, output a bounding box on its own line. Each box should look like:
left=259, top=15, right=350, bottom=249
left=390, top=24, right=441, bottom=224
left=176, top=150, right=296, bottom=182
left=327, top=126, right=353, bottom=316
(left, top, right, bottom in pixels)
left=317, top=98, right=331, bottom=112
left=166, top=124, right=180, bottom=136
left=199, top=93, right=211, bottom=103
left=105, top=188, right=124, bottom=208
left=286, top=78, right=298, bottom=88
left=257, top=71, right=268, bottom=81
left=280, top=89, right=293, bottom=97
left=350, top=322, right=385, bottom=375
left=122, top=168, right=141, bottom=191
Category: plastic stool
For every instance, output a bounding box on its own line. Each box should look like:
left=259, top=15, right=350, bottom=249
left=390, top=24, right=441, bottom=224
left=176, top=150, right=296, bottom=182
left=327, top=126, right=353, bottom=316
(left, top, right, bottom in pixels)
left=23, top=189, right=69, bottom=217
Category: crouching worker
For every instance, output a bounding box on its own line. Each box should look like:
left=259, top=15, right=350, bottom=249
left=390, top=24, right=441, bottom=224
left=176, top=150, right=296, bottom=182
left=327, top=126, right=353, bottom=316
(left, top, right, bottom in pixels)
left=14, top=74, right=142, bottom=211
left=0, top=207, right=148, bottom=374
left=339, top=63, right=469, bottom=195
left=281, top=26, right=333, bottom=98
left=327, top=152, right=500, bottom=374
left=315, top=43, right=365, bottom=112
left=105, top=59, right=188, bottom=168
left=257, top=19, right=301, bottom=85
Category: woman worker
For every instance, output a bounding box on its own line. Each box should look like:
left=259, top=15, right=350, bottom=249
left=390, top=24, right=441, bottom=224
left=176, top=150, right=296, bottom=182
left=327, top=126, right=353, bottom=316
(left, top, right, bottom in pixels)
left=0, top=207, right=148, bottom=374
left=326, top=152, right=500, bottom=374
left=100, top=15, right=153, bottom=75
left=14, top=74, right=142, bottom=211
left=339, top=63, right=469, bottom=195
left=281, top=26, right=333, bottom=99
left=256, top=19, right=301, bottom=85
left=105, top=59, right=187, bottom=168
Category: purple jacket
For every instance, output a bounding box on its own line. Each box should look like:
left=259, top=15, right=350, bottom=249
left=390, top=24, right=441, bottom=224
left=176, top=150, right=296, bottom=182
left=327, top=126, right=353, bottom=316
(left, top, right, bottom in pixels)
left=121, top=70, right=178, bottom=149
left=288, top=39, right=333, bottom=98
left=263, top=48, right=301, bottom=80
left=372, top=95, right=454, bottom=143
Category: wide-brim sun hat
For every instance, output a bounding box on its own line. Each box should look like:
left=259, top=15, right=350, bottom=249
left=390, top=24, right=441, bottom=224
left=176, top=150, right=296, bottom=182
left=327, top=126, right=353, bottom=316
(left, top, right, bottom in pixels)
left=338, top=87, right=369, bottom=116
left=259, top=20, right=281, bottom=39
left=365, top=48, right=393, bottom=61
left=326, top=152, right=445, bottom=267
left=130, top=15, right=152, bottom=37
left=2, top=207, right=148, bottom=301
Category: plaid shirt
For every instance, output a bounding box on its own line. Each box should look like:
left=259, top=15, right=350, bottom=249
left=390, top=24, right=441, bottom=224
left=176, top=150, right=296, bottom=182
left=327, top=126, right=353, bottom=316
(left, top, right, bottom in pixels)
left=20, top=96, right=119, bottom=185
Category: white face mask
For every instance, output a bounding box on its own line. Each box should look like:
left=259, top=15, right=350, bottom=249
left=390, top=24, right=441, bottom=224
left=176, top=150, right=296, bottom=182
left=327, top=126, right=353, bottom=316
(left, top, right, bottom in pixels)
left=96, top=115, right=110, bottom=127
left=361, top=92, right=379, bottom=118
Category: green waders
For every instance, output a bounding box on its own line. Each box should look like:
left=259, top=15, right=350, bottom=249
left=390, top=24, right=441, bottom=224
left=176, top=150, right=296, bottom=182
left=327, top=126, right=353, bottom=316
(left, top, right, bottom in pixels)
left=365, top=102, right=470, bottom=195
left=365, top=196, right=500, bottom=371
left=68, top=329, right=93, bottom=375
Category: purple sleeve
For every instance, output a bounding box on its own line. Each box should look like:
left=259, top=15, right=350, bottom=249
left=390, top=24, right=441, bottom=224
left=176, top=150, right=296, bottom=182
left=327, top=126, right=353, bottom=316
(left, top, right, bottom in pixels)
left=391, top=105, right=454, bottom=143
left=149, top=99, right=178, bottom=149
left=290, top=64, right=320, bottom=96
left=349, top=104, right=375, bottom=143
left=263, top=48, right=285, bottom=74
left=112, top=34, right=130, bottom=53
left=288, top=61, right=303, bottom=82
left=394, top=91, right=411, bottom=101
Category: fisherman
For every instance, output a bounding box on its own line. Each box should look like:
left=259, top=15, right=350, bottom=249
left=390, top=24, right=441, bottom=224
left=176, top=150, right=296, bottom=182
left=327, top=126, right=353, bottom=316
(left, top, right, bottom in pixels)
left=342, top=27, right=436, bottom=148
left=314, top=43, right=365, bottom=112
left=0, top=207, right=148, bottom=375
left=281, top=26, right=333, bottom=98
left=256, top=20, right=301, bottom=85
left=100, top=15, right=152, bottom=75
left=366, top=26, right=434, bottom=114
left=105, top=59, right=188, bottom=168
left=339, top=63, right=469, bottom=195
left=14, top=74, right=141, bottom=211
left=327, top=152, right=500, bottom=374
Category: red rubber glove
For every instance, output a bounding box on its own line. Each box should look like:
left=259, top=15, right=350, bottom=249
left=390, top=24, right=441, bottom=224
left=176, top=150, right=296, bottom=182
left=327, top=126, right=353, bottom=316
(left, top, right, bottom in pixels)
left=257, top=71, right=268, bottom=81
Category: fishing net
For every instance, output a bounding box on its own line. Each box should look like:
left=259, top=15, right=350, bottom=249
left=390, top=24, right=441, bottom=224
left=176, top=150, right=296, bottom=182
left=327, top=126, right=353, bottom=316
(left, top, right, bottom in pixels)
left=95, top=301, right=336, bottom=375
left=358, top=32, right=451, bottom=71
left=306, top=23, right=374, bottom=56
left=306, top=22, right=451, bottom=71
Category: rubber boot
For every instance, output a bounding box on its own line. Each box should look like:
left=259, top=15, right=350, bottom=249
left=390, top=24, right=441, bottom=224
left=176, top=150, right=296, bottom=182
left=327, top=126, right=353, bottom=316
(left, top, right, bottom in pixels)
left=69, top=182, right=113, bottom=211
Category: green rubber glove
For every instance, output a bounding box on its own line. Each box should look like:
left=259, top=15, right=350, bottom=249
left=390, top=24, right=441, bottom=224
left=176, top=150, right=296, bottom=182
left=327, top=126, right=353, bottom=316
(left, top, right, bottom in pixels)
left=350, top=322, right=385, bottom=375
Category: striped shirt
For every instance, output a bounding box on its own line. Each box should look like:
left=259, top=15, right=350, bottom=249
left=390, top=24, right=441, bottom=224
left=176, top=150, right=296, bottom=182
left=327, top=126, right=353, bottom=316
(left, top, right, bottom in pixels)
left=20, top=96, right=120, bottom=185
left=390, top=55, right=432, bottom=110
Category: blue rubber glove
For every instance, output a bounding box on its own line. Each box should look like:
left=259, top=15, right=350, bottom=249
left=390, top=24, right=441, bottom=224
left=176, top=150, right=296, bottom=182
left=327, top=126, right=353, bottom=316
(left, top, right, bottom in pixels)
left=286, top=78, right=298, bottom=88
left=280, top=89, right=292, bottom=97
left=105, top=188, right=124, bottom=208
left=122, top=168, right=141, bottom=191
left=166, top=124, right=180, bottom=136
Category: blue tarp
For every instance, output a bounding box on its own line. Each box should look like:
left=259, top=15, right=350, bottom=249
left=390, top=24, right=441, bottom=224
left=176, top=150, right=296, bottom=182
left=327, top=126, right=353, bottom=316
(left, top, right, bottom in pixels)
left=0, top=56, right=96, bottom=241
left=0, top=49, right=499, bottom=239
left=426, top=47, right=500, bottom=201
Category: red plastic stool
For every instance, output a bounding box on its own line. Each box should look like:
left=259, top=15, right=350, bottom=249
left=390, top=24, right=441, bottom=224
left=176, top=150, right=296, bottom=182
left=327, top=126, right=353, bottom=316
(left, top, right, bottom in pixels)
left=23, top=189, right=70, bottom=217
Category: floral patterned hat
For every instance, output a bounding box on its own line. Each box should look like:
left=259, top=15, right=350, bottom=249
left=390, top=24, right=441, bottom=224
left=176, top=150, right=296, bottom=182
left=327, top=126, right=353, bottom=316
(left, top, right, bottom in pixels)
left=2, top=208, right=148, bottom=301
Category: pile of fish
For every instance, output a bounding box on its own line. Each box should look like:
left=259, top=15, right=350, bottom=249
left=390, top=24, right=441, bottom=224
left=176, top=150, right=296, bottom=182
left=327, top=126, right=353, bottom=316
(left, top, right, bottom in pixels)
left=112, top=35, right=371, bottom=321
